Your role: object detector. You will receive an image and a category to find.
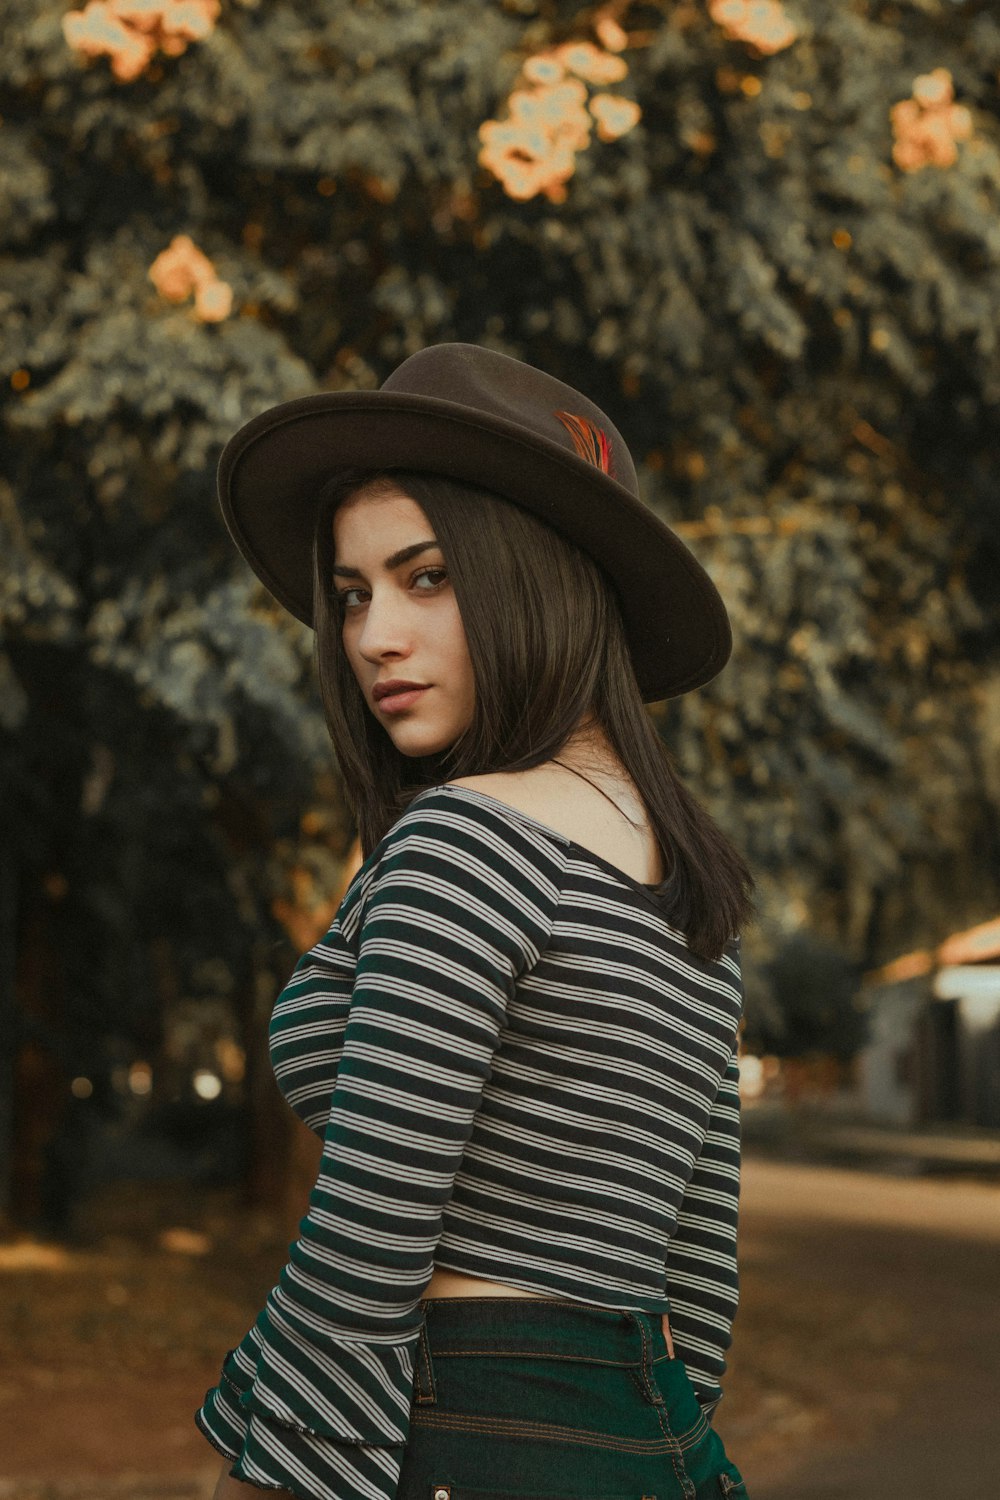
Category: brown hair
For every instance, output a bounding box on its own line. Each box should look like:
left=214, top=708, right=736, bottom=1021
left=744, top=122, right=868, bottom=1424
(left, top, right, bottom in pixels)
left=311, top=468, right=756, bottom=963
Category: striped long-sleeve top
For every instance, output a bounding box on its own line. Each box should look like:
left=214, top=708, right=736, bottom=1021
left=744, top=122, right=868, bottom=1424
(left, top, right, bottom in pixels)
left=195, top=783, right=745, bottom=1500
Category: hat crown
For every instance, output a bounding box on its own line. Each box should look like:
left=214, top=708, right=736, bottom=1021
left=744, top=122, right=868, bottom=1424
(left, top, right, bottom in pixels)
left=380, top=343, right=639, bottom=497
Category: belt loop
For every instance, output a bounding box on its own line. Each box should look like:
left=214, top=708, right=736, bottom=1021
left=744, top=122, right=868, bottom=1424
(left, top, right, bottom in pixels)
left=625, top=1310, right=664, bottom=1405
left=413, top=1318, right=437, bottom=1405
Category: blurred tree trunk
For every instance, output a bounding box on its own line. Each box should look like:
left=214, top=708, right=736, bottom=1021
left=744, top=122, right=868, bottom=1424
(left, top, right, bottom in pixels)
left=0, top=843, right=19, bottom=1220
left=234, top=944, right=294, bottom=1214
left=9, top=891, right=67, bottom=1226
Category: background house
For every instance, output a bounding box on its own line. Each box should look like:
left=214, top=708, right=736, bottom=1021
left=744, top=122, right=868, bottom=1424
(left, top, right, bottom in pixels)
left=857, top=917, right=1000, bottom=1128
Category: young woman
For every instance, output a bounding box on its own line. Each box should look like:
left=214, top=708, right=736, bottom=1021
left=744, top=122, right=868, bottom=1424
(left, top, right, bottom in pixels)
left=196, top=343, right=757, bottom=1500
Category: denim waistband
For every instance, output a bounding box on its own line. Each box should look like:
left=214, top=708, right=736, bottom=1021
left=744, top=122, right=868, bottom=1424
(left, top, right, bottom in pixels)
left=418, top=1296, right=670, bottom=1367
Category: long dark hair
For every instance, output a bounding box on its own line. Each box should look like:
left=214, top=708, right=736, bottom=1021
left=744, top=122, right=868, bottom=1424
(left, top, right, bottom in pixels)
left=311, top=467, right=756, bottom=963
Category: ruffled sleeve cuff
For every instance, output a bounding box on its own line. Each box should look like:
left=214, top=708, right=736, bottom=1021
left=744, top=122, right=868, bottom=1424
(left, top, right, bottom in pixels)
left=194, top=1308, right=418, bottom=1500
left=195, top=1325, right=259, bottom=1463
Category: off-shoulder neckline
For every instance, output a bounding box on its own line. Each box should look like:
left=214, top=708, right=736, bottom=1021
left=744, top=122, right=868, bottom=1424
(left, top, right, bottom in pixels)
left=424, top=782, right=673, bottom=907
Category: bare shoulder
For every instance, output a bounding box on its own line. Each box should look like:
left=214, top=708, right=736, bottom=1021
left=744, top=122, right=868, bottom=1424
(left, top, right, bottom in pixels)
left=444, top=769, right=665, bottom=887
left=445, top=766, right=625, bottom=835
left=445, top=770, right=551, bottom=823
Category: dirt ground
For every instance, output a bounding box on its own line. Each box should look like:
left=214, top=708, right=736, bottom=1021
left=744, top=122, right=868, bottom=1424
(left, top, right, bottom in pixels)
left=1, top=1155, right=998, bottom=1499
left=716, top=1158, right=1000, bottom=1497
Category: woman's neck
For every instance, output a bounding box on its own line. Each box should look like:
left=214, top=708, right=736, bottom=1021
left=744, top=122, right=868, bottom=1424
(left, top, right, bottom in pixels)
left=559, top=716, right=624, bottom=780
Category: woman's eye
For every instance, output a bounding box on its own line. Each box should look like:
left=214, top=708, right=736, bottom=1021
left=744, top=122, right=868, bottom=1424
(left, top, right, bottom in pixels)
left=336, top=567, right=448, bottom=611
left=414, top=567, right=448, bottom=591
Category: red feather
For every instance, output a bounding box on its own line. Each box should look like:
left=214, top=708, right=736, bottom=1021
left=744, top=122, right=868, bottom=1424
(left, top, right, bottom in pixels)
left=554, top=409, right=612, bottom=474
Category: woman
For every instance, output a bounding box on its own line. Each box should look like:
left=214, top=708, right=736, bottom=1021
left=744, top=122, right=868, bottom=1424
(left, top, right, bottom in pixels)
left=196, top=342, right=757, bottom=1500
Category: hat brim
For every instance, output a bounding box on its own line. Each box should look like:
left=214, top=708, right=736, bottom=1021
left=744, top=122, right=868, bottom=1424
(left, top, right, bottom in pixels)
left=218, top=389, right=733, bottom=703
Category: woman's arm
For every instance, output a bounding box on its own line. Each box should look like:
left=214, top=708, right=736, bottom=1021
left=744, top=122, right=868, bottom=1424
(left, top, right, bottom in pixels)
left=195, top=790, right=565, bottom=1499
left=663, top=1042, right=742, bottom=1414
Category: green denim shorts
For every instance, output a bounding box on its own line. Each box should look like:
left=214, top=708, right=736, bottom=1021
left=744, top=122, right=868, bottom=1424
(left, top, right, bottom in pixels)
left=397, top=1297, right=749, bottom=1500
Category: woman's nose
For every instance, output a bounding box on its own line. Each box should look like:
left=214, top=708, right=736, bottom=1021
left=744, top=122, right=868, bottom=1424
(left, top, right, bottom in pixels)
left=358, top=589, right=414, bottom=652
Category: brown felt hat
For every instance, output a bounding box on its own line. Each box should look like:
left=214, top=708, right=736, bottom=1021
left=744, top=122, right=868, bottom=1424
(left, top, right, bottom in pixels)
left=217, top=342, right=733, bottom=702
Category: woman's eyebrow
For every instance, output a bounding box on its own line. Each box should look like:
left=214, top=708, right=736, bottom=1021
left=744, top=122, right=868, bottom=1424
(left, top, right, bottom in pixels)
left=331, top=540, right=440, bottom=579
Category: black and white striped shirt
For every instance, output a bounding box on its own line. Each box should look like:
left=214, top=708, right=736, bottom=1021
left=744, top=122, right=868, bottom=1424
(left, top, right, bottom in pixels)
left=195, top=783, right=744, bottom=1500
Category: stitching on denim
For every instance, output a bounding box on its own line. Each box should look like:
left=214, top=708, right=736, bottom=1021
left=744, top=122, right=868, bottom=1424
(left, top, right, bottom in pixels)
left=627, top=1366, right=667, bottom=1421
left=420, top=1297, right=638, bottom=1311
left=634, top=1312, right=664, bottom=1406
left=656, top=1398, right=695, bottom=1494
left=652, top=1397, right=695, bottom=1497
left=638, top=1409, right=708, bottom=1454
left=638, top=1322, right=693, bottom=1497
left=431, top=1348, right=639, bottom=1367
left=409, top=1408, right=682, bottom=1454
left=679, top=1416, right=709, bottom=1451
left=412, top=1401, right=704, bottom=1456
left=637, top=1320, right=698, bottom=1500
left=415, top=1322, right=437, bottom=1405
left=417, top=1409, right=656, bottom=1442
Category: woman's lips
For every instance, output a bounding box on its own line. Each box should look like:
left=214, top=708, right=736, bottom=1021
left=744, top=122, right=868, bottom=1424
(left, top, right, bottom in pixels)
left=377, top=686, right=429, bottom=713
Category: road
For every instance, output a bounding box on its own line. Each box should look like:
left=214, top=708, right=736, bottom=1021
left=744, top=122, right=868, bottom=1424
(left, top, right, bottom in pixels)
left=715, top=1156, right=1000, bottom=1498
left=1, top=1159, right=998, bottom=1499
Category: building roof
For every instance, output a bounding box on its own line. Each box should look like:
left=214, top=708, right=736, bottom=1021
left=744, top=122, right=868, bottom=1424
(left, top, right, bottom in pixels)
left=862, top=915, right=1000, bottom=987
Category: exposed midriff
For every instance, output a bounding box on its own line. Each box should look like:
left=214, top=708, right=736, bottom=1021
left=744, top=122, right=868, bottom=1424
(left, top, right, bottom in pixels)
left=422, top=1265, right=551, bottom=1300
left=421, top=1265, right=676, bottom=1357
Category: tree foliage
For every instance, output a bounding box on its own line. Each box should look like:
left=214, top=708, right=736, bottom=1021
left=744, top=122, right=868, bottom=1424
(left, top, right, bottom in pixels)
left=3, top=0, right=1000, bottom=1209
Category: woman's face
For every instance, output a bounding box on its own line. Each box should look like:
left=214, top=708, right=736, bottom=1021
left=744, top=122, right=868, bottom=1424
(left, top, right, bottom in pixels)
left=331, top=484, right=476, bottom=757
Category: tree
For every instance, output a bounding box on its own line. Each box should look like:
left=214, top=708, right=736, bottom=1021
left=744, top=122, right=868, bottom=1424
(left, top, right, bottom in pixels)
left=3, top=0, right=1000, bottom=1219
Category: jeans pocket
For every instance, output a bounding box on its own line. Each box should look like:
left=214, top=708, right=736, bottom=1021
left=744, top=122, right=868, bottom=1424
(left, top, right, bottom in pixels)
left=680, top=1422, right=750, bottom=1499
